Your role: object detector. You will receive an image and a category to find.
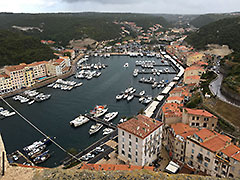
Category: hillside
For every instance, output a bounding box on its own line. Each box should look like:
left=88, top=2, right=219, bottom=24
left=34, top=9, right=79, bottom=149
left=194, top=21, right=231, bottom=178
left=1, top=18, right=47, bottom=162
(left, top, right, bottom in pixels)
left=190, top=13, right=239, bottom=28
left=186, top=16, right=240, bottom=95
left=0, top=13, right=170, bottom=46
left=0, top=30, right=55, bottom=67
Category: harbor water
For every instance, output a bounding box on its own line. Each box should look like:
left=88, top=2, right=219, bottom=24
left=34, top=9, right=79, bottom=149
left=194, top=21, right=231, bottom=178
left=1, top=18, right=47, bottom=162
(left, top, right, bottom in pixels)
left=0, top=56, right=176, bottom=167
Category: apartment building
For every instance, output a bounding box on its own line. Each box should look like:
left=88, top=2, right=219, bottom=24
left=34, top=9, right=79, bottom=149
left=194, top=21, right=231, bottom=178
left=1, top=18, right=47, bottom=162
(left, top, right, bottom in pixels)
left=186, top=52, right=205, bottom=66
left=0, top=73, right=13, bottom=94
left=182, top=108, right=218, bottom=130
left=118, top=115, right=163, bottom=166
left=166, top=123, right=198, bottom=163
left=184, top=65, right=205, bottom=83
left=27, top=61, right=48, bottom=80
left=46, top=57, right=71, bottom=76
left=161, top=103, right=182, bottom=125
left=185, top=128, right=232, bottom=177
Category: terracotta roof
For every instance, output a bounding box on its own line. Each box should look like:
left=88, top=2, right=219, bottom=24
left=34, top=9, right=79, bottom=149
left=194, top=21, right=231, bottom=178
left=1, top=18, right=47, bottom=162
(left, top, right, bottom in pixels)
left=79, top=163, right=154, bottom=171
left=186, top=75, right=200, bottom=80
left=171, top=123, right=198, bottom=140
left=0, top=73, right=10, bottom=78
left=200, top=134, right=231, bottom=152
left=5, top=64, right=27, bottom=72
left=55, top=59, right=65, bottom=64
left=167, top=96, right=184, bottom=101
left=221, top=144, right=240, bottom=157
left=27, top=61, right=48, bottom=67
left=232, top=151, right=240, bottom=162
left=118, top=115, right=163, bottom=139
left=185, top=65, right=204, bottom=72
left=194, top=128, right=216, bottom=141
left=184, top=108, right=217, bottom=119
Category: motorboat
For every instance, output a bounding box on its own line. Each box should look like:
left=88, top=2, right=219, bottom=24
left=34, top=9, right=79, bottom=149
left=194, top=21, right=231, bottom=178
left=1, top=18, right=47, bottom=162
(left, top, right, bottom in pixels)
left=103, top=128, right=114, bottom=135
left=70, top=115, right=90, bottom=127
left=127, top=95, right=134, bottom=102
left=139, top=91, right=145, bottom=96
left=90, top=105, right=108, bottom=118
left=28, top=100, right=35, bottom=105
left=103, top=112, right=118, bottom=122
left=123, top=63, right=129, bottom=68
left=89, top=123, right=103, bottom=135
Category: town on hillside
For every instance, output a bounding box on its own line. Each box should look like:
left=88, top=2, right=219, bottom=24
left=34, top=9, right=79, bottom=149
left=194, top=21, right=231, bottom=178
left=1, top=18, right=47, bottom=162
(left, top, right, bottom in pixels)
left=0, top=18, right=239, bottom=180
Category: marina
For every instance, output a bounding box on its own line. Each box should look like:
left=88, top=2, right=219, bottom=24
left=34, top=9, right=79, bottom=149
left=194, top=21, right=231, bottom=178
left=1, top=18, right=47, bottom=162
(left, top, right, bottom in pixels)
left=0, top=55, right=177, bottom=167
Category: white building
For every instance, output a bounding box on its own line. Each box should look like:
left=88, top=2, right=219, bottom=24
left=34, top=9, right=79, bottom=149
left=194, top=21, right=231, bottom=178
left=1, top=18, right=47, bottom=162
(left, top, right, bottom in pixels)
left=118, top=115, right=163, bottom=166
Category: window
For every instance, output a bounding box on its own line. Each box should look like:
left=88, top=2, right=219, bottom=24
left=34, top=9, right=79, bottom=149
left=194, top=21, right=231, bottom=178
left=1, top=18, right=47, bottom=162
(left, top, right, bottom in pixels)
left=136, top=144, right=138, bottom=149
left=136, top=151, right=138, bottom=156
left=192, top=116, right=195, bottom=120
left=200, top=147, right=203, bottom=152
left=196, top=123, right=199, bottom=126
left=129, top=134, right=131, bottom=139
left=192, top=149, right=194, bottom=154
left=203, top=123, right=207, bottom=128
left=215, top=160, right=219, bottom=165
left=135, top=158, right=138, bottom=163
left=129, top=141, right=132, bottom=146
left=122, top=144, right=124, bottom=149
left=129, top=148, right=131, bottom=152
left=136, top=137, right=138, bottom=143
left=191, top=122, right=195, bottom=126
left=122, top=131, right=124, bottom=136
left=204, top=162, right=208, bottom=167
left=207, top=151, right=210, bottom=156
left=205, top=157, right=210, bottom=162
left=214, top=167, right=218, bottom=171
left=222, top=164, right=226, bottom=169
left=197, top=117, right=199, bottom=120
left=212, top=124, right=215, bottom=127
left=122, top=150, right=125, bottom=155
left=122, top=138, right=125, bottom=142
left=191, top=155, right=193, bottom=159
left=128, top=154, right=132, bottom=159
left=192, top=143, right=195, bottom=148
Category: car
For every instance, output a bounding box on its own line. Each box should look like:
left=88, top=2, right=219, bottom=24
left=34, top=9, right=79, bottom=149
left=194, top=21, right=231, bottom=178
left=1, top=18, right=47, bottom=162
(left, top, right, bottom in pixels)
left=13, top=155, right=18, bottom=161
left=80, top=155, right=89, bottom=161
left=86, top=153, right=95, bottom=159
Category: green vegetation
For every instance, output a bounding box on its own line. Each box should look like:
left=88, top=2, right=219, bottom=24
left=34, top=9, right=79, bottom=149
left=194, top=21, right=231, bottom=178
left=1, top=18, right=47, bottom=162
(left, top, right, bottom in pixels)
left=0, top=30, right=55, bottom=67
left=186, top=92, right=202, bottom=108
left=190, top=13, right=237, bottom=28
left=0, top=13, right=169, bottom=46
left=186, top=16, right=240, bottom=95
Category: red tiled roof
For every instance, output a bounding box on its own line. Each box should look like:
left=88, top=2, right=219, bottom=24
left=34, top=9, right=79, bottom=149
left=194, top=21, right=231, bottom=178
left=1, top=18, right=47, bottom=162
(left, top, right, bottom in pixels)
left=167, top=96, right=184, bottom=101
left=184, top=108, right=217, bottom=119
left=200, top=134, right=231, bottom=152
left=232, top=152, right=240, bottom=162
left=186, top=75, right=200, bottom=80
left=27, top=61, right=48, bottom=67
left=194, top=128, right=216, bottom=141
left=185, top=65, right=204, bottom=72
left=221, top=144, right=240, bottom=157
left=118, top=115, right=163, bottom=139
left=5, top=64, right=27, bottom=72
left=79, top=163, right=154, bottom=171
left=0, top=73, right=10, bottom=78
left=171, top=123, right=198, bottom=140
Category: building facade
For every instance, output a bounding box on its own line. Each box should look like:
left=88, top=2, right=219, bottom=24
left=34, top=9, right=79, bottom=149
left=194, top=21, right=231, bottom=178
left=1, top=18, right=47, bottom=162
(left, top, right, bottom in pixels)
left=118, top=115, right=163, bottom=166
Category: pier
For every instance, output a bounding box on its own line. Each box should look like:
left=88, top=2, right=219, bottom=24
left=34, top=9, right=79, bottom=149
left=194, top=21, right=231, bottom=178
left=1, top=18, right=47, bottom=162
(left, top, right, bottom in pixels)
left=137, top=71, right=177, bottom=75
left=84, top=114, right=117, bottom=129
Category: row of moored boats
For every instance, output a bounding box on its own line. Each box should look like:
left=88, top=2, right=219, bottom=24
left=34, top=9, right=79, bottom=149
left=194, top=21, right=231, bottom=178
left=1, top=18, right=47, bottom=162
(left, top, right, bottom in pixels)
left=0, top=107, right=16, bottom=119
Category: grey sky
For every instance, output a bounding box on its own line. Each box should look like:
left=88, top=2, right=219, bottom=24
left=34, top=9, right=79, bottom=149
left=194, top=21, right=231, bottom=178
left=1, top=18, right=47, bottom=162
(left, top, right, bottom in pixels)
left=1, top=0, right=239, bottom=14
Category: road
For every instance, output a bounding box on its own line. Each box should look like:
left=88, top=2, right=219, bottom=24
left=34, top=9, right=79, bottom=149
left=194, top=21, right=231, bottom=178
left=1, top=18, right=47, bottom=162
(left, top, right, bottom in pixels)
left=209, top=73, right=240, bottom=108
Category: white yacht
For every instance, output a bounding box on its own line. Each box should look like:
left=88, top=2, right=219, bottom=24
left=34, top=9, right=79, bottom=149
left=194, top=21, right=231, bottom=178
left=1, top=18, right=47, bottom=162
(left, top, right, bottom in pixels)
left=70, top=115, right=90, bottom=127
left=116, top=94, right=124, bottom=100
left=103, top=112, right=118, bottom=122
left=89, top=123, right=103, bottom=135
left=28, top=100, right=35, bottom=105
left=90, top=105, right=108, bottom=118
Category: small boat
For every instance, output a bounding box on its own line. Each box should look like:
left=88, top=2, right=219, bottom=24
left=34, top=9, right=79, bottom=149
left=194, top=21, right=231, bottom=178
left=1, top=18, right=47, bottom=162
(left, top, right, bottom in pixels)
left=119, top=118, right=127, bottom=123
left=103, top=112, right=118, bottom=122
left=89, top=123, right=103, bottom=135
left=139, top=91, right=145, bottom=96
left=123, top=94, right=128, bottom=99
left=127, top=95, right=134, bottom=102
left=116, top=94, right=124, bottom=100
left=28, top=100, right=35, bottom=105
left=90, top=105, right=108, bottom=118
left=33, top=150, right=51, bottom=164
left=103, top=128, right=114, bottom=135
left=123, top=63, right=129, bottom=68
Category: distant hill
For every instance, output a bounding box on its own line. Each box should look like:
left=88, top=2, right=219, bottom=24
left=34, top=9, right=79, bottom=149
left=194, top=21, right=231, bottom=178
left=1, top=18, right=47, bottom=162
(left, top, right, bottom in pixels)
left=0, top=13, right=170, bottom=46
left=190, top=13, right=238, bottom=28
left=0, top=30, right=55, bottom=67
left=186, top=16, right=240, bottom=94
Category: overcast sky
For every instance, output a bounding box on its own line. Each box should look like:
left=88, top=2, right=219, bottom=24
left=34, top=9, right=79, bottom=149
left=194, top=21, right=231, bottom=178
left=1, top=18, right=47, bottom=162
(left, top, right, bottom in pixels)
left=1, top=0, right=240, bottom=14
